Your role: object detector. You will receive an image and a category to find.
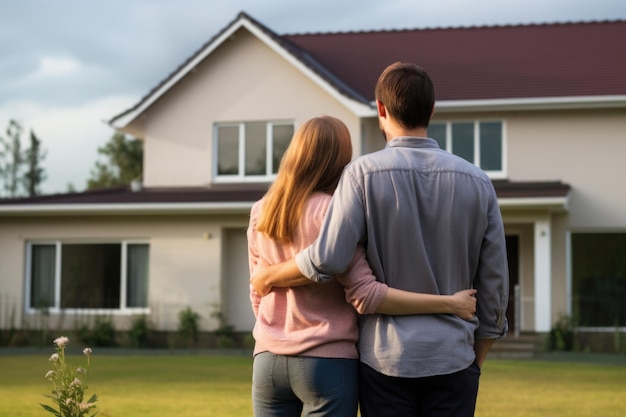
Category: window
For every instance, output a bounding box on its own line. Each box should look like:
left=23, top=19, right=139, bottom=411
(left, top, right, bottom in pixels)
left=26, top=241, right=149, bottom=312
left=429, top=121, right=505, bottom=177
left=571, top=233, right=626, bottom=327
left=215, top=121, right=294, bottom=181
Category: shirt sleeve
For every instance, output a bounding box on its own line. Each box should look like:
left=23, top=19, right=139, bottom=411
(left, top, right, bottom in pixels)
left=295, top=167, right=367, bottom=283
left=474, top=187, right=510, bottom=339
left=247, top=203, right=263, bottom=318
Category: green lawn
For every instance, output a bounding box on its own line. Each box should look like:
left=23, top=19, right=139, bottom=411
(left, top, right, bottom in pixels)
left=1, top=349, right=625, bottom=416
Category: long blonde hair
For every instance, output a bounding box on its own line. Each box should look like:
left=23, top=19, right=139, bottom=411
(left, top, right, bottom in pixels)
left=257, top=116, right=352, bottom=244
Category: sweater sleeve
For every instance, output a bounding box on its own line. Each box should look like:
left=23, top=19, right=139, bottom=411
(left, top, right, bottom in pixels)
left=336, top=245, right=388, bottom=315
left=247, top=201, right=263, bottom=318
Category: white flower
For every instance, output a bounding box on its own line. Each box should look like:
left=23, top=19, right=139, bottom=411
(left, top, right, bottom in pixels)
left=83, top=347, right=92, bottom=356
left=79, top=402, right=95, bottom=411
left=53, top=336, right=69, bottom=348
left=70, top=377, right=82, bottom=387
left=45, top=370, right=55, bottom=380
left=76, top=367, right=87, bottom=374
left=49, top=353, right=59, bottom=362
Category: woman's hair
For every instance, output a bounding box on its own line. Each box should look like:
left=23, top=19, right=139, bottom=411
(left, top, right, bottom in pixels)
left=256, top=115, right=352, bottom=244
left=375, top=62, right=435, bottom=129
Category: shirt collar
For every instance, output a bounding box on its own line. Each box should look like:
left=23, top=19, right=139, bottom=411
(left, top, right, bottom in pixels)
left=386, top=136, right=441, bottom=149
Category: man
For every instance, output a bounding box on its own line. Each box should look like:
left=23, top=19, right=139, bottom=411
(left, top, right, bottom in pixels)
left=251, top=62, right=508, bottom=417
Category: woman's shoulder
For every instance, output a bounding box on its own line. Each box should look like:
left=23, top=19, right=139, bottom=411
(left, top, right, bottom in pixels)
left=305, top=192, right=332, bottom=213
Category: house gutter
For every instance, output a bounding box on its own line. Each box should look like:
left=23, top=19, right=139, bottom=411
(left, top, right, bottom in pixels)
left=0, top=202, right=255, bottom=216
left=434, top=95, right=626, bottom=113
left=0, top=195, right=569, bottom=217
left=498, top=196, right=569, bottom=212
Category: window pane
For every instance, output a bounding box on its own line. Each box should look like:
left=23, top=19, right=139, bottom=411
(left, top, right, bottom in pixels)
left=30, top=244, right=56, bottom=308
left=480, top=122, right=502, bottom=171
left=127, top=244, right=149, bottom=308
left=572, top=233, right=626, bottom=326
left=272, top=124, right=293, bottom=173
left=217, top=126, right=239, bottom=175
left=451, top=123, right=474, bottom=163
left=428, top=123, right=447, bottom=150
left=244, top=123, right=266, bottom=176
left=61, top=244, right=121, bottom=309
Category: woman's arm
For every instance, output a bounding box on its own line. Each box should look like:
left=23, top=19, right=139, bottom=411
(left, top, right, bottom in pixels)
left=376, top=288, right=476, bottom=319
left=339, top=245, right=476, bottom=319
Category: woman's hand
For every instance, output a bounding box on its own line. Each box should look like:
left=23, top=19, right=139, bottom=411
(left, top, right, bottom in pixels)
left=450, top=289, right=477, bottom=320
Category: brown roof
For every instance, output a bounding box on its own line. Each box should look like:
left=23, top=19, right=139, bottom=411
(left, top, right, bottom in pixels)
left=283, top=20, right=626, bottom=102
left=0, top=185, right=268, bottom=206
left=0, top=180, right=568, bottom=208
left=110, top=15, right=626, bottom=125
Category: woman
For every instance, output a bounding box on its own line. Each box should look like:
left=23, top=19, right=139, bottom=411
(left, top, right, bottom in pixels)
left=247, top=115, right=476, bottom=417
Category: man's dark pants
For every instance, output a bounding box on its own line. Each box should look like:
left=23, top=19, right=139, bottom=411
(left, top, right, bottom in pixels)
left=359, top=361, right=481, bottom=417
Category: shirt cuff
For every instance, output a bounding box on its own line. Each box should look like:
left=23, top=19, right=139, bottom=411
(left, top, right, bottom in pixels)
left=295, top=248, right=333, bottom=283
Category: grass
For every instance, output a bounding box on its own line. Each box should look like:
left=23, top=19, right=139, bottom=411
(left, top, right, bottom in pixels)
left=0, top=349, right=625, bottom=416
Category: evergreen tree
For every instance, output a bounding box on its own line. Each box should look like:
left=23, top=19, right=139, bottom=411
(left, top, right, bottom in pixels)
left=0, top=119, right=47, bottom=198
left=0, top=120, right=24, bottom=198
left=87, top=132, right=143, bottom=190
left=23, top=130, right=47, bottom=197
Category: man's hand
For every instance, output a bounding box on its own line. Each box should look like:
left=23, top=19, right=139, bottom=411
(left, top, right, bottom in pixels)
left=250, top=259, right=311, bottom=297
left=451, top=289, right=477, bottom=320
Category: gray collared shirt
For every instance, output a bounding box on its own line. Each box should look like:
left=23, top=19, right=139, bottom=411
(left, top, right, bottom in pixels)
left=295, top=136, right=509, bottom=378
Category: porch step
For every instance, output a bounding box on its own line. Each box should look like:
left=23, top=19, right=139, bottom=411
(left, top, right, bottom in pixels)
left=488, top=333, right=546, bottom=359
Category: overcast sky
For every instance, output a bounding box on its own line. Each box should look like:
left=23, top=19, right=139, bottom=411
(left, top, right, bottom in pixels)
left=2, top=0, right=625, bottom=194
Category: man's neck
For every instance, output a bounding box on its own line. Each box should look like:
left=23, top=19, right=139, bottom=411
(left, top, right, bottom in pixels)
left=384, top=125, right=429, bottom=142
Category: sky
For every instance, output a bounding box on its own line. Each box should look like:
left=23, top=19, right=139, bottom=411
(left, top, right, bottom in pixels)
left=1, top=0, right=625, bottom=195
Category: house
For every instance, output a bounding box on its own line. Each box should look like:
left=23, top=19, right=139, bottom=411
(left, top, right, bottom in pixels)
left=1, top=12, right=625, bottom=350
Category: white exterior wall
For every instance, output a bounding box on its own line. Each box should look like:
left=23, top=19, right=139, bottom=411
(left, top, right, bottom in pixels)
left=140, top=28, right=362, bottom=188
left=0, top=214, right=251, bottom=332
left=506, top=108, right=626, bottom=228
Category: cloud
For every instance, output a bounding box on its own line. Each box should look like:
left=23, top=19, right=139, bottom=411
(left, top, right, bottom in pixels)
left=1, top=0, right=625, bottom=196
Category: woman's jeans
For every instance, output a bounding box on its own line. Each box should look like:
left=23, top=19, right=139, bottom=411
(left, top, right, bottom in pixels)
left=252, top=352, right=359, bottom=417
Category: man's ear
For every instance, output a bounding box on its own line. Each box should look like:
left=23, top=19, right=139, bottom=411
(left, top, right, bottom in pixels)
left=376, top=100, right=386, bottom=118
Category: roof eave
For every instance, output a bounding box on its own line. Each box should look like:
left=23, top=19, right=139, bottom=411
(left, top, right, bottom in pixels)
left=434, top=95, right=626, bottom=113
left=0, top=202, right=255, bottom=217
left=498, top=196, right=570, bottom=212
left=110, top=14, right=373, bottom=131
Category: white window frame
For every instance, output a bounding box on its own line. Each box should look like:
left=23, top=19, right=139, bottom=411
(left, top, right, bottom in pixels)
left=430, top=120, right=507, bottom=179
left=213, top=120, right=294, bottom=183
left=24, top=240, right=150, bottom=315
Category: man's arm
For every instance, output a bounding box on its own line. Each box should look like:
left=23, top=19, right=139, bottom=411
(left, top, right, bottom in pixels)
left=474, top=338, right=495, bottom=368
left=250, top=258, right=307, bottom=296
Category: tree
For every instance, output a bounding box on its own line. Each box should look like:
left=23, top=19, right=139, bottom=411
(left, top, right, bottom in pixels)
left=0, top=120, right=23, bottom=197
left=87, top=132, right=143, bottom=190
left=23, top=130, right=47, bottom=197
left=0, top=119, right=48, bottom=198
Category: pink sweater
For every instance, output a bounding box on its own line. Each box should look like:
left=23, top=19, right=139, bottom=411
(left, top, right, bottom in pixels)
left=248, top=192, right=388, bottom=359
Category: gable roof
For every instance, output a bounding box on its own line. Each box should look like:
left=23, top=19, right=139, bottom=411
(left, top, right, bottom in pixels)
left=283, top=20, right=626, bottom=104
left=110, top=13, right=626, bottom=129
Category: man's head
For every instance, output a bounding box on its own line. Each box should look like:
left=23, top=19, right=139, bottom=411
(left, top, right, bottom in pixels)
left=375, top=62, right=435, bottom=131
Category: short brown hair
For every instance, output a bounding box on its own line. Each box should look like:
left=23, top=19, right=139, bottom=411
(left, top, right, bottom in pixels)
left=375, top=62, right=435, bottom=129
left=257, top=116, right=352, bottom=243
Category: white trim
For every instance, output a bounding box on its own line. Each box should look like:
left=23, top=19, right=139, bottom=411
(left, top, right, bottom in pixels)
left=0, top=195, right=568, bottom=217
left=111, top=16, right=373, bottom=130
left=0, top=202, right=255, bottom=216
left=435, top=95, right=626, bottom=113
left=498, top=196, right=569, bottom=211
left=534, top=218, right=552, bottom=332
left=576, top=327, right=626, bottom=332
